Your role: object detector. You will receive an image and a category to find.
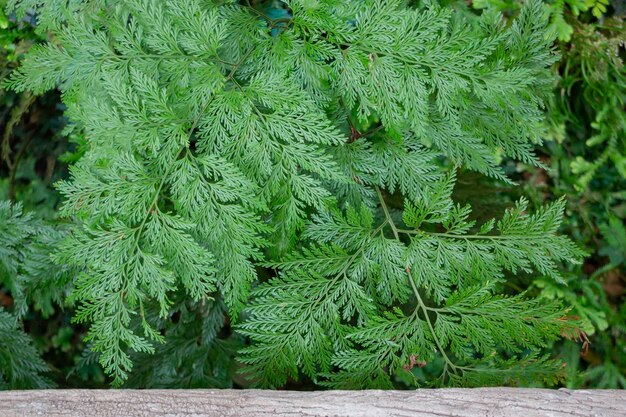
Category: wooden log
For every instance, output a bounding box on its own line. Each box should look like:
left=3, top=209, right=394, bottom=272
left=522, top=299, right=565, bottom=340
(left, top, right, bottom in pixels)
left=1, top=388, right=624, bottom=417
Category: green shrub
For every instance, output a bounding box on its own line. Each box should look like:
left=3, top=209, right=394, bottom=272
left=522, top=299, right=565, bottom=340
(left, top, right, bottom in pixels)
left=2, top=0, right=586, bottom=388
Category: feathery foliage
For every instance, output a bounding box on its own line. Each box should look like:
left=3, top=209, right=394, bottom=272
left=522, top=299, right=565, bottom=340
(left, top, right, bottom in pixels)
left=4, top=0, right=585, bottom=388
left=240, top=177, right=584, bottom=387
left=0, top=202, right=63, bottom=389
left=0, top=201, right=73, bottom=317
left=0, top=308, right=53, bottom=389
left=474, top=0, right=626, bottom=388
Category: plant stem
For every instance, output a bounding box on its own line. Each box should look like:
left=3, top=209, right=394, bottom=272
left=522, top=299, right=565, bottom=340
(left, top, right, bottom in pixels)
left=397, top=228, right=515, bottom=240
left=375, top=186, right=460, bottom=375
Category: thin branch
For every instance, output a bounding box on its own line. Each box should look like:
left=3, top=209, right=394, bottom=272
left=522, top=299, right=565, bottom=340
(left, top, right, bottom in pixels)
left=375, top=186, right=461, bottom=376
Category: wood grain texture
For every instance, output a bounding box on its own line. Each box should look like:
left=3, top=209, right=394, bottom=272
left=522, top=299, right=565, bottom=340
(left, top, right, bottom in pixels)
left=0, top=388, right=624, bottom=417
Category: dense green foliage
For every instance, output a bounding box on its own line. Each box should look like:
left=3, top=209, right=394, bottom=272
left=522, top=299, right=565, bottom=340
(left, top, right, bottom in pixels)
left=0, top=0, right=622, bottom=390
left=470, top=0, right=626, bottom=389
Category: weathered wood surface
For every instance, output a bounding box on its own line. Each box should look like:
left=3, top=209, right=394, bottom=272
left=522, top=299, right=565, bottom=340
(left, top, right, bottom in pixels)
left=0, top=388, right=624, bottom=417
